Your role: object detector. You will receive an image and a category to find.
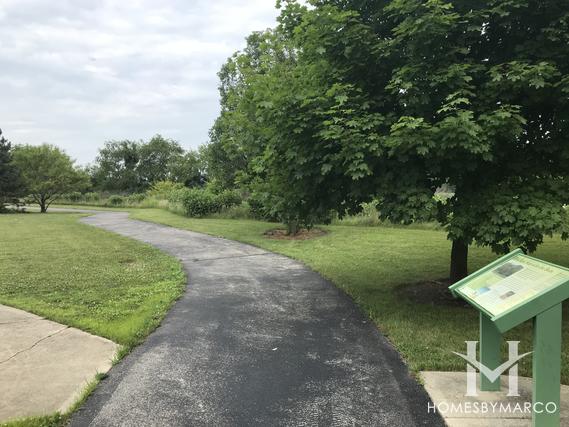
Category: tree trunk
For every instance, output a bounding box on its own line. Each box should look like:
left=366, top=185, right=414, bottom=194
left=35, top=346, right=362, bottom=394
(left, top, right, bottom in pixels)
left=40, top=198, right=47, bottom=213
left=287, top=220, right=299, bottom=236
left=450, top=239, right=468, bottom=283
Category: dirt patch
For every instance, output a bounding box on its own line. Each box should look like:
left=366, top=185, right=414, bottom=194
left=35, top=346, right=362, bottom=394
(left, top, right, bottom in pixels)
left=397, top=279, right=471, bottom=308
left=264, top=228, right=327, bottom=240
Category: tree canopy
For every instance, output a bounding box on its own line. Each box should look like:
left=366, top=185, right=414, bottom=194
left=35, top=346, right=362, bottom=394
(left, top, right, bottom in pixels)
left=92, top=140, right=141, bottom=192
left=208, top=0, right=569, bottom=280
left=91, top=135, right=203, bottom=193
left=12, top=144, right=89, bottom=212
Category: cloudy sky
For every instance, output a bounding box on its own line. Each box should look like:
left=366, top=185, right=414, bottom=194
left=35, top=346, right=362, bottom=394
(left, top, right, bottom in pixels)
left=0, top=0, right=280, bottom=164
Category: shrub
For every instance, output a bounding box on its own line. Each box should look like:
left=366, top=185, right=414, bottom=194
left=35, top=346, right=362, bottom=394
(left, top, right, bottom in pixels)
left=210, top=202, right=252, bottom=220
left=184, top=189, right=221, bottom=217
left=167, top=188, right=187, bottom=206
left=125, top=193, right=145, bottom=204
left=204, top=179, right=225, bottom=195
left=84, top=192, right=101, bottom=203
left=168, top=188, right=221, bottom=217
left=107, top=195, right=124, bottom=206
left=167, top=188, right=246, bottom=218
left=147, top=181, right=184, bottom=200
left=217, top=190, right=242, bottom=209
left=66, top=192, right=83, bottom=202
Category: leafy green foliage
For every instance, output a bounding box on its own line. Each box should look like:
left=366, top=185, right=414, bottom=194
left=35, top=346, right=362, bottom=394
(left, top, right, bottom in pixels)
left=146, top=180, right=185, bottom=199
left=92, top=140, right=141, bottom=192
left=216, top=189, right=242, bottom=209
left=168, top=188, right=242, bottom=218
left=173, top=189, right=220, bottom=217
left=125, top=193, right=146, bottom=204
left=169, top=150, right=205, bottom=188
left=137, top=135, right=184, bottom=188
left=0, top=129, right=22, bottom=211
left=65, top=191, right=83, bottom=202
left=12, top=144, right=88, bottom=213
left=107, top=194, right=125, bottom=206
left=211, top=0, right=569, bottom=274
left=91, top=135, right=204, bottom=193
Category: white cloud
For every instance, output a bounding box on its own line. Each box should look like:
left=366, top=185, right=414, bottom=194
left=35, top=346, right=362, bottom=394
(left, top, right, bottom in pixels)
left=0, top=0, right=280, bottom=163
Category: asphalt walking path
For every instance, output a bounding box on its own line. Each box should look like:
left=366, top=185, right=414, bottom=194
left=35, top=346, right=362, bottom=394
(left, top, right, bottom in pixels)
left=70, top=211, right=443, bottom=426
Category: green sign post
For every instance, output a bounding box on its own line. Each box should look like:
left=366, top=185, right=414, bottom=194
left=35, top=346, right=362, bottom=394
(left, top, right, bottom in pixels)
left=450, top=249, right=569, bottom=427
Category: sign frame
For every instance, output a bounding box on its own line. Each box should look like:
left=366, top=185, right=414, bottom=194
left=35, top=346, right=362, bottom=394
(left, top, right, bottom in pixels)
left=450, top=248, right=569, bottom=333
left=450, top=249, right=568, bottom=427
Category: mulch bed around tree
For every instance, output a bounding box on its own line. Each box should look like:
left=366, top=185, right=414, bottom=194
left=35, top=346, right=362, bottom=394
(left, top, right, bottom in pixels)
left=397, top=278, right=471, bottom=308
left=264, top=228, right=327, bottom=240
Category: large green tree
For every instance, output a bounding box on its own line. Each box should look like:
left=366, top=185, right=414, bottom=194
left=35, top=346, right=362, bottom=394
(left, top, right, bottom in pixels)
left=206, top=24, right=359, bottom=231
left=169, top=150, right=205, bottom=188
left=364, top=0, right=569, bottom=281
left=92, top=136, right=198, bottom=192
left=137, top=135, right=184, bottom=188
left=13, top=144, right=89, bottom=213
left=213, top=0, right=569, bottom=280
left=204, top=31, right=275, bottom=191
left=92, top=140, right=141, bottom=192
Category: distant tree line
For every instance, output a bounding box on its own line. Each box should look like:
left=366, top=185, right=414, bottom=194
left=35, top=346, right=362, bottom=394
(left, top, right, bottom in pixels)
left=89, top=135, right=205, bottom=193
left=0, top=131, right=206, bottom=213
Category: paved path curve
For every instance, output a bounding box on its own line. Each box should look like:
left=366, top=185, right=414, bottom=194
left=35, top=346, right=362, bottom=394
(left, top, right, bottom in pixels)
left=71, top=211, right=443, bottom=426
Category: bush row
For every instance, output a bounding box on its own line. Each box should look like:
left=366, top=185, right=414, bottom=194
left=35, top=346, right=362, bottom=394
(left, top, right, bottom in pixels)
left=168, top=188, right=242, bottom=217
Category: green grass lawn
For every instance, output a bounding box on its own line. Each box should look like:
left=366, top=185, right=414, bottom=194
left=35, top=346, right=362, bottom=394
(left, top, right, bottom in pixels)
left=0, top=212, right=185, bottom=350
left=128, top=208, right=569, bottom=383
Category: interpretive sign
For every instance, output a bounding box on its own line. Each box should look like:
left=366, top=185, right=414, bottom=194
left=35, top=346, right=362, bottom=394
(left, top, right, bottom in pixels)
left=450, top=249, right=569, bottom=427
left=453, top=252, right=569, bottom=318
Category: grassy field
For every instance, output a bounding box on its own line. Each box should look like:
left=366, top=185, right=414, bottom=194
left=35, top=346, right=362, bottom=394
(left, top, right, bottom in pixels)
left=127, top=208, right=569, bottom=383
left=0, top=213, right=185, bottom=350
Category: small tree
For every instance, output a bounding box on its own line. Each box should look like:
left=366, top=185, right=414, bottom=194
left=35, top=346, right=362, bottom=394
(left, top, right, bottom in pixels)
left=0, top=129, right=22, bottom=211
left=13, top=144, right=89, bottom=213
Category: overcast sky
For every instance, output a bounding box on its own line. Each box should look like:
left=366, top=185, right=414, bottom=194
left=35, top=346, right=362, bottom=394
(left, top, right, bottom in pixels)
left=0, top=0, right=280, bottom=164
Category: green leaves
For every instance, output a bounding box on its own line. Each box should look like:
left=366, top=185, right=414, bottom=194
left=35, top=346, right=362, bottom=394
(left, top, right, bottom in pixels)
left=12, top=144, right=89, bottom=211
left=489, top=61, right=561, bottom=90
left=447, top=178, right=569, bottom=254
left=208, top=0, right=569, bottom=264
left=0, top=130, right=22, bottom=209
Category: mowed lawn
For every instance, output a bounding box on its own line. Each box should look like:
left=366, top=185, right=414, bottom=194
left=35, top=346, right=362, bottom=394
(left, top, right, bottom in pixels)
left=0, top=213, right=185, bottom=350
left=129, top=208, right=569, bottom=383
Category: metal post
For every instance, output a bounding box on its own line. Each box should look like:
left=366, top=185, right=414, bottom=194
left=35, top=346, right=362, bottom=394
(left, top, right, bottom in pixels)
left=533, top=303, right=562, bottom=427
left=480, top=313, right=502, bottom=391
